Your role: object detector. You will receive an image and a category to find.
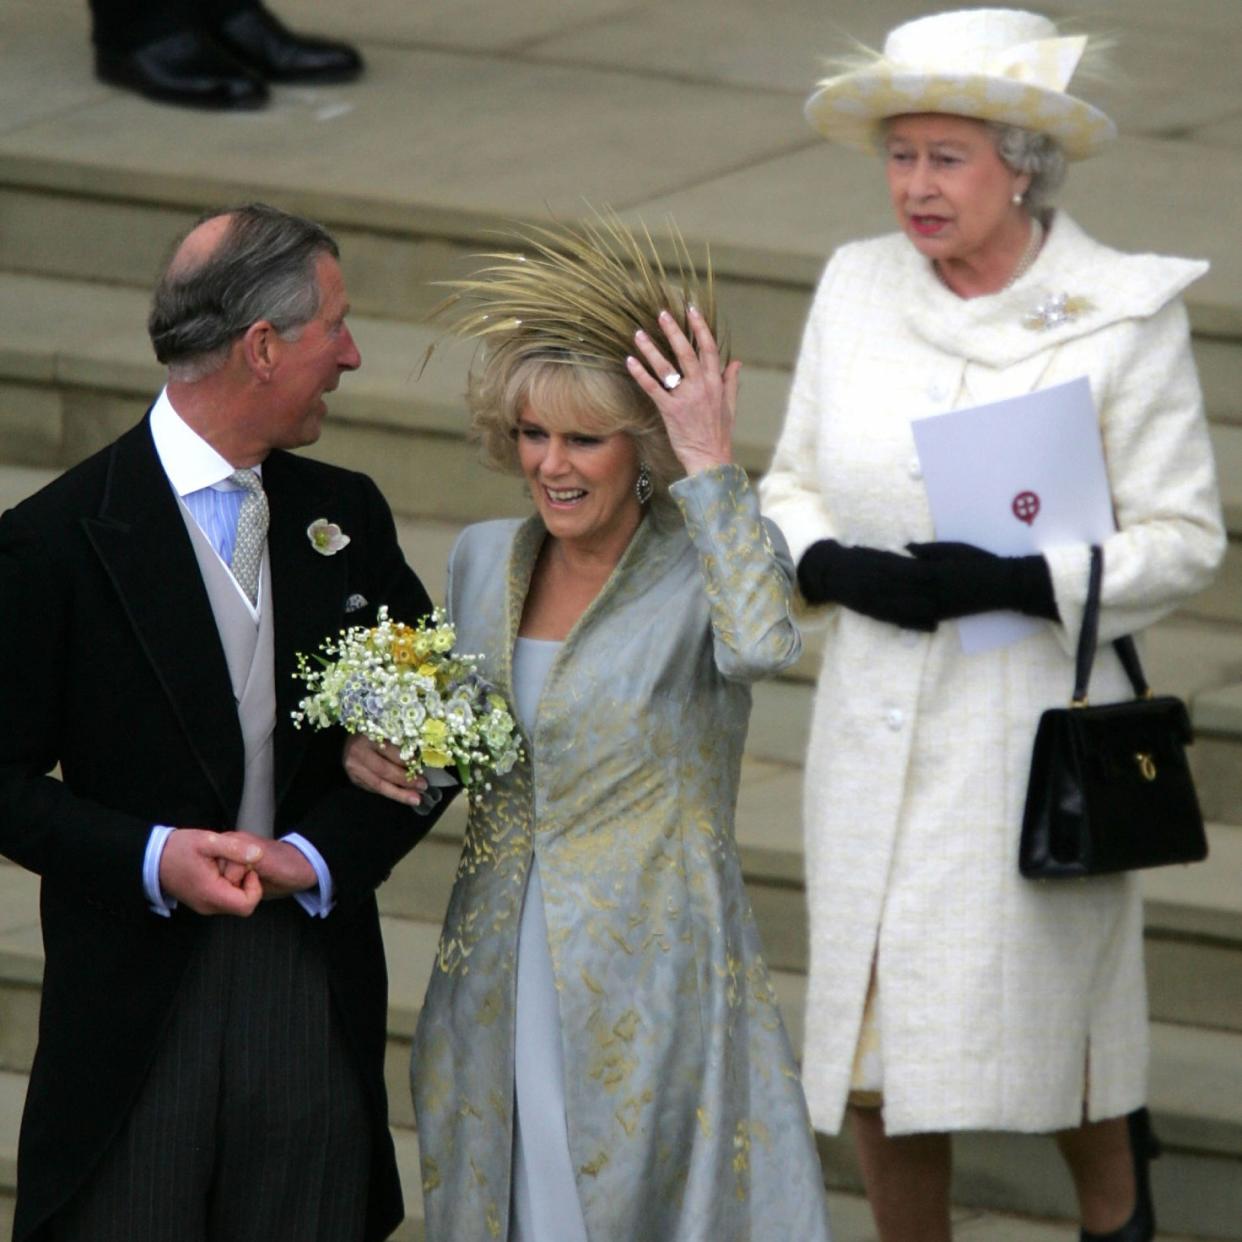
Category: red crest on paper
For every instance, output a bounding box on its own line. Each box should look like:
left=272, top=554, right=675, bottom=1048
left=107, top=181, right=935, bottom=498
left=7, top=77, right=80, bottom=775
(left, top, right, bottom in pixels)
left=1012, top=491, right=1041, bottom=525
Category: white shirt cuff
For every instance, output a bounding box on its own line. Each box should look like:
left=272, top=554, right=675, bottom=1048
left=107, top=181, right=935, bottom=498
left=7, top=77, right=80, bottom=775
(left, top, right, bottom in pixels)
left=144, top=825, right=178, bottom=917
left=282, top=832, right=334, bottom=918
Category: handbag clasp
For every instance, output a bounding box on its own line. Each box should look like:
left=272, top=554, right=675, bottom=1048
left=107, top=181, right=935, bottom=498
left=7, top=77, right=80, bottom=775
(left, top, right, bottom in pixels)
left=1134, top=752, right=1157, bottom=781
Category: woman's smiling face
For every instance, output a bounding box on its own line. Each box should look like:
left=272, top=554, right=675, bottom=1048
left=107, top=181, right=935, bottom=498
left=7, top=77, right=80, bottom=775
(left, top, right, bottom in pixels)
left=516, top=403, right=641, bottom=551
left=883, top=113, right=1030, bottom=269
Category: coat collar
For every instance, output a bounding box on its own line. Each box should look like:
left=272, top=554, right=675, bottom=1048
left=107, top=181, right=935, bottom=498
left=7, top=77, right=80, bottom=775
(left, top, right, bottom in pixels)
left=261, top=449, right=349, bottom=807
left=82, top=417, right=244, bottom=816
left=895, top=212, right=1208, bottom=369
left=81, top=421, right=350, bottom=817
left=499, top=502, right=683, bottom=720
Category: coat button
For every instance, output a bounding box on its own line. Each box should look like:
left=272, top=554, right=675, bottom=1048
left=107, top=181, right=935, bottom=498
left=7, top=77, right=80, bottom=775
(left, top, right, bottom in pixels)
left=908, top=457, right=923, bottom=480
left=885, top=707, right=905, bottom=730
left=927, top=380, right=948, bottom=402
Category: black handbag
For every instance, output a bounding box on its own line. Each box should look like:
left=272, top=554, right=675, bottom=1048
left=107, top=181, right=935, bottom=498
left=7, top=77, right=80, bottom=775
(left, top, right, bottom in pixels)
left=1019, top=546, right=1208, bottom=879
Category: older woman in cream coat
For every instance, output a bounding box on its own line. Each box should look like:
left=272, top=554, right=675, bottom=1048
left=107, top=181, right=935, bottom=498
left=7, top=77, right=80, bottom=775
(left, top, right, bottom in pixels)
left=759, top=10, right=1224, bottom=1242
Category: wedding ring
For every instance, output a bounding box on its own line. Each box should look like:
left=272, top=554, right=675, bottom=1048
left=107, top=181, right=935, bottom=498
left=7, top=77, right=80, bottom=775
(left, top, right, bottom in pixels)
left=662, top=372, right=682, bottom=391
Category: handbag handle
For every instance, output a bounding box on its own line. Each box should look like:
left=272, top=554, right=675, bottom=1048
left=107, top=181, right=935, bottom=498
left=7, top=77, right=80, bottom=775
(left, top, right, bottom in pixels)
left=1071, top=545, right=1152, bottom=705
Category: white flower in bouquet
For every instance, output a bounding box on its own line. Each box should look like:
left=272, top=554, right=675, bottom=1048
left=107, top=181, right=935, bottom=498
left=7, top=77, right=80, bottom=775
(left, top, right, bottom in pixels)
left=291, top=605, right=521, bottom=792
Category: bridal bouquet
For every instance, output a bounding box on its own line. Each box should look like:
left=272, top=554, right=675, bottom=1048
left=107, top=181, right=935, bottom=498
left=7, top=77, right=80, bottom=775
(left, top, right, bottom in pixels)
left=292, top=606, right=521, bottom=790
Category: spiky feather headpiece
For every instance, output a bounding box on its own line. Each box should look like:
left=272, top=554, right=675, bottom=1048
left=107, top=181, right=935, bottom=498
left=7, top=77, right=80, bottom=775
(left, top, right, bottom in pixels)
left=430, top=206, right=727, bottom=378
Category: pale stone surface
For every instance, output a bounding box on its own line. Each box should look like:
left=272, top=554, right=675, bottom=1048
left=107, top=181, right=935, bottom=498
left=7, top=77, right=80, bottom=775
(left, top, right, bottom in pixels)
left=0, top=47, right=804, bottom=221
left=379, top=915, right=441, bottom=1038
left=298, top=0, right=639, bottom=53
left=1209, top=421, right=1242, bottom=531
left=0, top=0, right=100, bottom=135
left=0, top=385, right=62, bottom=468
left=1195, top=335, right=1242, bottom=424
left=1061, top=135, right=1242, bottom=326
left=525, top=0, right=1241, bottom=144
left=733, top=757, right=805, bottom=882
left=0, top=190, right=194, bottom=293
left=1193, top=111, right=1242, bottom=152
left=1194, top=681, right=1242, bottom=734
left=0, top=465, right=56, bottom=512
left=1143, top=824, right=1242, bottom=934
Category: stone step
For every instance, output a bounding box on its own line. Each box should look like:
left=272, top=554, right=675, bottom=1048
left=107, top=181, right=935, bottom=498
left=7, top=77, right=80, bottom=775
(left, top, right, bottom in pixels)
left=0, top=269, right=794, bottom=502
left=3, top=266, right=1242, bottom=598
left=2, top=152, right=1242, bottom=391
left=4, top=0, right=1242, bottom=335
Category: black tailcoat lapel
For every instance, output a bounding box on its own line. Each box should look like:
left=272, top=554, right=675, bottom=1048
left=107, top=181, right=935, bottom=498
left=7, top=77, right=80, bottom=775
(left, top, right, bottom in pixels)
left=81, top=420, right=243, bottom=817
left=263, top=451, right=347, bottom=809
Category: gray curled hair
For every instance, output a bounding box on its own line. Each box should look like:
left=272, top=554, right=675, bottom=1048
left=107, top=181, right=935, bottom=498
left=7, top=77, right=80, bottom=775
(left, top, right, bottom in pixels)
left=987, top=123, right=1067, bottom=215
left=148, top=203, right=340, bottom=382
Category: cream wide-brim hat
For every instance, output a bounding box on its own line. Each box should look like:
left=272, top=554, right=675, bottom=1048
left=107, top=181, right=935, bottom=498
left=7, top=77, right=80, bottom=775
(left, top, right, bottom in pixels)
left=805, top=7, right=1115, bottom=159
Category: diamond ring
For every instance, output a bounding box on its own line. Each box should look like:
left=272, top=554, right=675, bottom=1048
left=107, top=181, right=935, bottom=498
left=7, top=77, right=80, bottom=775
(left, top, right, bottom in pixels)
left=663, top=372, right=683, bottom=391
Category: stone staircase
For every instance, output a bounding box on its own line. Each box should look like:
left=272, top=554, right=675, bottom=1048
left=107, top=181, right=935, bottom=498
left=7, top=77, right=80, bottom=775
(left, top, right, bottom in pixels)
left=2, top=0, right=1242, bottom=1235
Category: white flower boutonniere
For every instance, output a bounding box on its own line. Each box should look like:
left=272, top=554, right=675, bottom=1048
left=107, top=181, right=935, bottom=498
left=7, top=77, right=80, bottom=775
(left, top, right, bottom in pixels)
left=308, top=518, right=350, bottom=556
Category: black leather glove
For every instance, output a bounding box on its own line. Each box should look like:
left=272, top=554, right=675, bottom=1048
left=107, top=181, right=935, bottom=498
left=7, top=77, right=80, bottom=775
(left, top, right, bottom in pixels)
left=905, top=541, right=1059, bottom=621
left=796, top=539, right=940, bottom=631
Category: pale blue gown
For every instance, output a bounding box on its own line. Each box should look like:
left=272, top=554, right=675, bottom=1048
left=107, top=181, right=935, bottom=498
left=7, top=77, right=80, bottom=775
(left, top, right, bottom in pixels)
left=509, top=637, right=589, bottom=1242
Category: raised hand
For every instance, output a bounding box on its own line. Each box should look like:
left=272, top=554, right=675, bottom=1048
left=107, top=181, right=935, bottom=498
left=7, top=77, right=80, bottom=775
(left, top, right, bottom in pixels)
left=626, top=306, right=741, bottom=476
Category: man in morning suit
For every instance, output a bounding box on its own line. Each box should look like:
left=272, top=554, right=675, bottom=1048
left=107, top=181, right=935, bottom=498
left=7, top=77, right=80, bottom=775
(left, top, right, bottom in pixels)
left=0, top=203, right=448, bottom=1241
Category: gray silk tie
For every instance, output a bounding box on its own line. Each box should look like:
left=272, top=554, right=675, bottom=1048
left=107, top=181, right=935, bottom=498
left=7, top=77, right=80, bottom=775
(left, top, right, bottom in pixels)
left=229, top=469, right=269, bottom=606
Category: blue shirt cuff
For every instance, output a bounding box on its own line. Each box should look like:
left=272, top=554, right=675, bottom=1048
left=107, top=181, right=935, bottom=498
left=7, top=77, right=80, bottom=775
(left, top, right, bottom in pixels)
left=282, top=832, right=334, bottom=918
left=144, top=825, right=178, bottom=917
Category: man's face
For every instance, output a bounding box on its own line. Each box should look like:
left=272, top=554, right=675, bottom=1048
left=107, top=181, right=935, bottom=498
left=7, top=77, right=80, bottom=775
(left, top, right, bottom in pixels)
left=263, top=253, right=361, bottom=450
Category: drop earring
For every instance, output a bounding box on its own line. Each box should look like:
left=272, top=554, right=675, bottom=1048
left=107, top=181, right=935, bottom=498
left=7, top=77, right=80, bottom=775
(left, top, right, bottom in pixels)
left=635, top=462, right=654, bottom=505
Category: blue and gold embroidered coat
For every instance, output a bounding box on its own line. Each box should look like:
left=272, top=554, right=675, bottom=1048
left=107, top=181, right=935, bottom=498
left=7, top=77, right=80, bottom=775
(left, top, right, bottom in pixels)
left=412, top=465, right=832, bottom=1240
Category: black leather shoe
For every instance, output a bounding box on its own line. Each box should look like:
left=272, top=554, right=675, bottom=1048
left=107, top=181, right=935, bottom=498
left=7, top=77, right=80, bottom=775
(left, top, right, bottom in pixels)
left=95, top=29, right=268, bottom=110
left=1079, top=1108, right=1160, bottom=1242
left=213, top=7, right=364, bottom=84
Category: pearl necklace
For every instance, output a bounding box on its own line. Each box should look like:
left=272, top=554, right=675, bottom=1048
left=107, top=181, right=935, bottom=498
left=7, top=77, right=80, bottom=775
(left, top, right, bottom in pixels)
left=931, top=216, right=1045, bottom=295
left=1003, top=216, right=1044, bottom=290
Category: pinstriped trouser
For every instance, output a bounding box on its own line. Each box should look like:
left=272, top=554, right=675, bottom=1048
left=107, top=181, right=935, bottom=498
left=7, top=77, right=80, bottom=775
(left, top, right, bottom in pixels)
left=49, top=900, right=372, bottom=1242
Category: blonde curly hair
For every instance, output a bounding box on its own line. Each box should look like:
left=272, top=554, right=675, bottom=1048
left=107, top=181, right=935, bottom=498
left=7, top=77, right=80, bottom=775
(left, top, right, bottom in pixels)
left=433, top=208, right=726, bottom=496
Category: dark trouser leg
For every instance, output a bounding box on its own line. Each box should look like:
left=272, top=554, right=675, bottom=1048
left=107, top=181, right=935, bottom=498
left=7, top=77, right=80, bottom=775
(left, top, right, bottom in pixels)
left=48, top=904, right=371, bottom=1242
left=46, top=918, right=228, bottom=1242
left=207, top=903, right=371, bottom=1242
left=87, top=0, right=268, bottom=52
left=87, top=0, right=196, bottom=52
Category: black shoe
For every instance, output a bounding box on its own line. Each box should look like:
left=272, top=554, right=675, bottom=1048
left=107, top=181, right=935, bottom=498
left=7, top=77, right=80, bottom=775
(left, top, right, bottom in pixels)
left=212, top=7, right=364, bottom=84
left=1079, top=1108, right=1160, bottom=1242
left=95, top=29, right=268, bottom=110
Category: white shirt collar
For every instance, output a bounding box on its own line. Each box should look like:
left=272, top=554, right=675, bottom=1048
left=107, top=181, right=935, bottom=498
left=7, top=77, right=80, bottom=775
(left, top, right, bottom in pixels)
left=149, top=387, right=262, bottom=496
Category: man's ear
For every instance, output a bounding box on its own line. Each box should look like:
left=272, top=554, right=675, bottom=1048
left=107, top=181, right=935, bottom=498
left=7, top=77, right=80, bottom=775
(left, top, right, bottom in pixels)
left=240, top=320, right=277, bottom=379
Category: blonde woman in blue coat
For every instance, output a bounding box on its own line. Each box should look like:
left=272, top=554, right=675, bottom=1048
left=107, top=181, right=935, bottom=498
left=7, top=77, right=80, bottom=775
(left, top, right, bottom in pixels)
left=346, top=218, right=832, bottom=1241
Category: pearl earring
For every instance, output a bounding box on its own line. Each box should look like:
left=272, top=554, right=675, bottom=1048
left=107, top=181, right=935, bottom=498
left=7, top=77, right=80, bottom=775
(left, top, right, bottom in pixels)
left=1012, top=191, right=1024, bottom=205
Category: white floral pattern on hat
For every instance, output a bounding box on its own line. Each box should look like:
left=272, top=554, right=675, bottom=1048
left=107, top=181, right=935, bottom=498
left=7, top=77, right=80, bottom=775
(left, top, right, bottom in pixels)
left=805, top=8, right=1115, bottom=159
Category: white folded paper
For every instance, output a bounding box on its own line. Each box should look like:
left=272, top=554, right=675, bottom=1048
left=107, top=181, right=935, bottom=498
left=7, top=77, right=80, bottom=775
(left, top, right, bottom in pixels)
left=911, top=376, right=1114, bottom=654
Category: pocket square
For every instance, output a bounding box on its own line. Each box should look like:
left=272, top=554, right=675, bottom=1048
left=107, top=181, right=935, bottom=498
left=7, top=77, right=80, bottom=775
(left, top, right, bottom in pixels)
left=344, top=593, right=369, bottom=613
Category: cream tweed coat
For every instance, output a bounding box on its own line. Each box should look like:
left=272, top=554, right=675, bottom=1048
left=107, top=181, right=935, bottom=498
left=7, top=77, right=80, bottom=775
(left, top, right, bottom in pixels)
left=759, top=213, right=1225, bottom=1136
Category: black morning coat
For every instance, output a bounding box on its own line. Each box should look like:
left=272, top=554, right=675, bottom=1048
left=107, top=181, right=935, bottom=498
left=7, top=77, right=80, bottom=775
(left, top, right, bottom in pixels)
left=0, top=415, right=451, bottom=1241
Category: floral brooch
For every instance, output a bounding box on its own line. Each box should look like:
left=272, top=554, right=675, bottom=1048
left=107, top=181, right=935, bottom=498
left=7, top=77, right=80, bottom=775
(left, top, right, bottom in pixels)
left=1023, top=292, right=1094, bottom=331
left=307, top=518, right=350, bottom=555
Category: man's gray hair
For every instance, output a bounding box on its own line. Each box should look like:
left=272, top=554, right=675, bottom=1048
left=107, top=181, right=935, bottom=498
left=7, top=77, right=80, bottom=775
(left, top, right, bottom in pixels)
left=988, top=123, right=1067, bottom=215
left=149, top=203, right=340, bottom=382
